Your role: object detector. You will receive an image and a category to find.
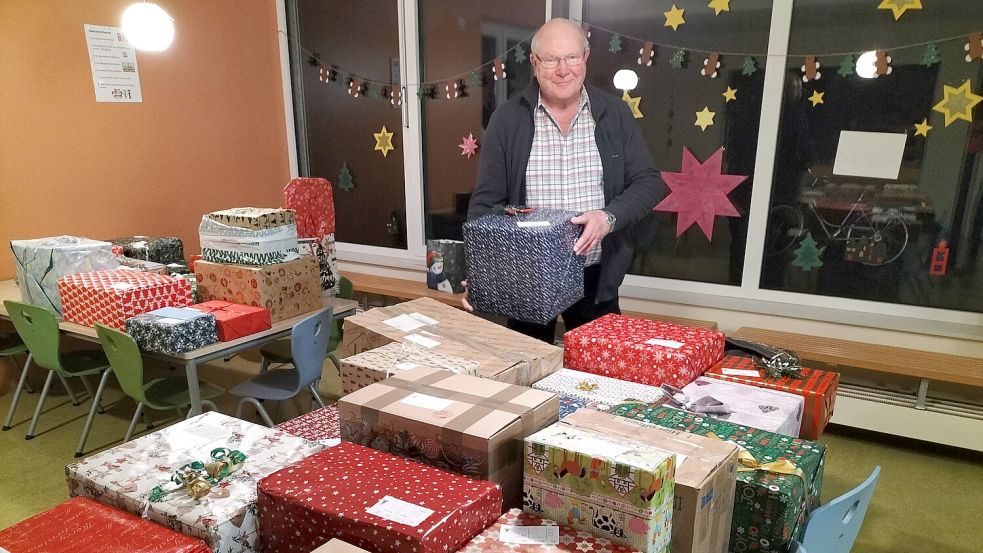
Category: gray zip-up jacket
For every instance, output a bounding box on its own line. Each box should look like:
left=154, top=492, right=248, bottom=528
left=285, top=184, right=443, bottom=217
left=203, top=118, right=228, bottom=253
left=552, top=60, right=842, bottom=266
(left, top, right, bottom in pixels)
left=467, top=79, right=666, bottom=303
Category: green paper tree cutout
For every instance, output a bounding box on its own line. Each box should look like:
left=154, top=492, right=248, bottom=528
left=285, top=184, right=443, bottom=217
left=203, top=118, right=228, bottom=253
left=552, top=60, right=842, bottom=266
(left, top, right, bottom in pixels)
left=514, top=44, right=527, bottom=64
left=335, top=70, right=349, bottom=85
left=670, top=49, right=687, bottom=69
left=792, top=233, right=825, bottom=271
left=741, top=56, right=758, bottom=75
left=920, top=44, right=942, bottom=66
left=417, top=86, right=434, bottom=100
left=366, top=85, right=381, bottom=99
left=609, top=34, right=623, bottom=53
left=338, top=162, right=355, bottom=192
left=837, top=55, right=854, bottom=78
left=468, top=71, right=483, bottom=88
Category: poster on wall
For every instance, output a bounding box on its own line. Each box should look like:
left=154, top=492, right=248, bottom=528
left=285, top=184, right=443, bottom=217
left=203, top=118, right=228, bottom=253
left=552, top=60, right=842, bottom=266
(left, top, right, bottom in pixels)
left=84, top=24, right=143, bottom=103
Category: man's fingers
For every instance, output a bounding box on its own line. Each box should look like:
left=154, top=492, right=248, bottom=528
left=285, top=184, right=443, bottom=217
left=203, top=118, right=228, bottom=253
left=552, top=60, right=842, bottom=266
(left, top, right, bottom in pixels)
left=570, top=214, right=588, bottom=225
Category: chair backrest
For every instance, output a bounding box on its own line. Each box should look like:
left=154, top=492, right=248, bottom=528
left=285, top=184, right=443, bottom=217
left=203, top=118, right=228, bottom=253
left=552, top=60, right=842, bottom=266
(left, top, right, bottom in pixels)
left=799, top=466, right=881, bottom=553
left=290, top=307, right=334, bottom=388
left=3, top=300, right=63, bottom=371
left=94, top=324, right=150, bottom=405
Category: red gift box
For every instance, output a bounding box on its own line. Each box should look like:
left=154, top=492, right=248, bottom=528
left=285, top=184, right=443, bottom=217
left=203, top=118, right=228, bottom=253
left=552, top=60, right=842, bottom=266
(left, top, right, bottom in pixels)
left=703, top=355, right=839, bottom=440
left=257, top=442, right=503, bottom=553
left=58, top=270, right=192, bottom=330
left=187, top=300, right=271, bottom=341
left=459, top=508, right=641, bottom=552
left=563, top=313, right=725, bottom=389
left=283, top=177, right=336, bottom=237
left=275, top=404, right=340, bottom=443
left=0, top=496, right=210, bottom=553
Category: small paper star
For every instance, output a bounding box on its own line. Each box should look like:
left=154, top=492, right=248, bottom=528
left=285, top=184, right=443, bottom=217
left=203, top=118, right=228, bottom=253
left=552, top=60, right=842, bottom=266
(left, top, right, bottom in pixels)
left=808, top=90, right=825, bottom=107
left=877, top=0, right=922, bottom=20
left=932, top=79, right=982, bottom=127
left=458, top=132, right=479, bottom=158
left=722, top=86, right=738, bottom=102
left=695, top=107, right=715, bottom=130
left=913, top=119, right=933, bottom=137
left=664, top=5, right=686, bottom=31
left=373, top=126, right=395, bottom=157
left=708, top=0, right=731, bottom=15
left=622, top=90, right=643, bottom=118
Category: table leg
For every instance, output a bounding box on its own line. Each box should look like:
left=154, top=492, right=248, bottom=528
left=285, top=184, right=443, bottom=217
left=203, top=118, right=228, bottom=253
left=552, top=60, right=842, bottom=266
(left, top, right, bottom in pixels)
left=186, top=359, right=203, bottom=416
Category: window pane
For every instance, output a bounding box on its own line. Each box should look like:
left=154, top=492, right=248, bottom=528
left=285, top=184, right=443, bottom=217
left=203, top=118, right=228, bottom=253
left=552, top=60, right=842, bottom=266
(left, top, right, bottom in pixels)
left=289, top=0, right=407, bottom=249
left=419, top=1, right=545, bottom=241
left=584, top=0, right=773, bottom=285
left=761, top=1, right=983, bottom=313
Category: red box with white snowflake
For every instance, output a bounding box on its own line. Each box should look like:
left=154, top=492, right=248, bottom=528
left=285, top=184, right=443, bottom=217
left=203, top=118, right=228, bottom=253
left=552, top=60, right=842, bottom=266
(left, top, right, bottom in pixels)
left=256, top=442, right=503, bottom=553
left=458, top=508, right=642, bottom=552
left=58, top=269, right=192, bottom=330
left=563, top=314, right=725, bottom=389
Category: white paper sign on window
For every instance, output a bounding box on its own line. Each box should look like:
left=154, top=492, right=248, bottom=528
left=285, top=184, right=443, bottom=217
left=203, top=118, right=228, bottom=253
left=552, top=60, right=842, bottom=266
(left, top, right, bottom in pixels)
left=832, top=131, right=906, bottom=180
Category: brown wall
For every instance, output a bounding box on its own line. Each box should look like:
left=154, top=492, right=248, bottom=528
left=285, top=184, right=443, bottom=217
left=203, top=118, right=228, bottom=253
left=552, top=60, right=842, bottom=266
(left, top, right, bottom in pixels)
left=0, top=0, right=290, bottom=280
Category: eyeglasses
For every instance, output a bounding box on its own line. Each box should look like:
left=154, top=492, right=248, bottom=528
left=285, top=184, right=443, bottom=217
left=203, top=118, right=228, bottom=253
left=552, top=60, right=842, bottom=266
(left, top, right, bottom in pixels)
left=535, top=53, right=585, bottom=68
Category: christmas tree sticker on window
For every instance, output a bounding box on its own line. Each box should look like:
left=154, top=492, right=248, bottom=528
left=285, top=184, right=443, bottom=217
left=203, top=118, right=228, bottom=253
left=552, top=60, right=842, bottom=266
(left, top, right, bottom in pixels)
left=792, top=232, right=825, bottom=271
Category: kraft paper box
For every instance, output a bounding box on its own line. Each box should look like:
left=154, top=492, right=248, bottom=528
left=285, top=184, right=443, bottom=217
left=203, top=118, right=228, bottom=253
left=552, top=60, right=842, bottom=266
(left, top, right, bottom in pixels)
left=534, top=368, right=668, bottom=411
left=310, top=539, right=371, bottom=553
left=679, top=377, right=804, bottom=437
left=58, top=270, right=193, bottom=330
left=339, top=341, right=481, bottom=394
left=205, top=207, right=296, bottom=230
left=561, top=409, right=739, bottom=553
left=459, top=508, right=644, bottom=552
left=66, top=411, right=325, bottom=553
left=340, top=297, right=562, bottom=386
left=10, top=235, right=119, bottom=314
left=110, top=236, right=184, bottom=265
left=339, top=365, right=559, bottom=509
left=523, top=415, right=675, bottom=553
left=194, top=257, right=321, bottom=323
left=125, top=306, right=218, bottom=354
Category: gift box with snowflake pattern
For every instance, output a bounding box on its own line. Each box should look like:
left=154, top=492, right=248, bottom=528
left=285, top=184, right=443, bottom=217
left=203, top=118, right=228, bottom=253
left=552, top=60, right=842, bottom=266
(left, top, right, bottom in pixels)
left=125, top=306, right=218, bottom=354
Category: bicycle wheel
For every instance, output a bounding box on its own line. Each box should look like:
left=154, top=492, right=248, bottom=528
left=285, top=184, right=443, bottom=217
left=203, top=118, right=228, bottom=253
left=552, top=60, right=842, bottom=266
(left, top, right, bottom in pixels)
left=764, top=204, right=805, bottom=256
left=862, top=211, right=909, bottom=266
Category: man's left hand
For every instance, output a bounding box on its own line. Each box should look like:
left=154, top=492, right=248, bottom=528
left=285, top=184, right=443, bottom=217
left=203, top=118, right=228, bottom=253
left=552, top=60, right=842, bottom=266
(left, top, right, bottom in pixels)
left=570, top=210, right=610, bottom=255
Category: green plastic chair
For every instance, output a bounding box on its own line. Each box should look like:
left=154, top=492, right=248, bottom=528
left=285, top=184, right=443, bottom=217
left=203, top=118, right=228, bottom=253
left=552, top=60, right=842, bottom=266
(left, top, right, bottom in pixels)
left=3, top=300, right=112, bottom=456
left=95, top=324, right=224, bottom=443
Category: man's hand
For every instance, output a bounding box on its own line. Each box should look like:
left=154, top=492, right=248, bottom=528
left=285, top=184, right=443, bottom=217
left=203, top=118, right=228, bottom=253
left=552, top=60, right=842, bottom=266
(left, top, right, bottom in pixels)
left=461, top=279, right=474, bottom=312
left=571, top=210, right=611, bottom=255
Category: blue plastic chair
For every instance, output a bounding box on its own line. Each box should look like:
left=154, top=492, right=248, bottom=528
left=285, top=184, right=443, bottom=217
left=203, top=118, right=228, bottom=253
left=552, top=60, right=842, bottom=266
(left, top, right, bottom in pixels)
left=230, top=307, right=334, bottom=427
left=790, top=466, right=881, bottom=553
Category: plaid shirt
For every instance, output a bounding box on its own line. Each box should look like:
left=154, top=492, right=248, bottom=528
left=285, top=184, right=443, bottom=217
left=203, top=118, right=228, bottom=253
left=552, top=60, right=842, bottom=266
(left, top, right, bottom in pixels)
left=526, top=88, right=605, bottom=265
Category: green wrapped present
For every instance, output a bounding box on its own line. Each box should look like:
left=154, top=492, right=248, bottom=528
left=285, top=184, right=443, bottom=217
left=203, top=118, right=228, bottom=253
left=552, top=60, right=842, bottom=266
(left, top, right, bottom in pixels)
left=608, top=404, right=825, bottom=553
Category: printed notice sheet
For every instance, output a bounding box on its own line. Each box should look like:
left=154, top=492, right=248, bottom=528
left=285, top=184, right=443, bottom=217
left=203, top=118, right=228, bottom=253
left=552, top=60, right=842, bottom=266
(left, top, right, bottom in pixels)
left=84, top=24, right=143, bottom=102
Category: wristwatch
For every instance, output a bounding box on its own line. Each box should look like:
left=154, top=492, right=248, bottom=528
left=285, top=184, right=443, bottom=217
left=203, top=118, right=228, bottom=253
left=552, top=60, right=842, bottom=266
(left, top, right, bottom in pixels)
left=602, top=210, right=617, bottom=232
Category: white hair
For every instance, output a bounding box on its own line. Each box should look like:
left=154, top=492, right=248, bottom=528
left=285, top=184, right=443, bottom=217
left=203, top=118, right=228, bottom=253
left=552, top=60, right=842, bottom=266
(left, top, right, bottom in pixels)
left=530, top=18, right=589, bottom=56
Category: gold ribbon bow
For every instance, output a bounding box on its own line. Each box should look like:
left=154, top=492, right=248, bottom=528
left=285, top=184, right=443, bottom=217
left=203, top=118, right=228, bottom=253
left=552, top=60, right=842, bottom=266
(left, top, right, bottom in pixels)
left=707, top=432, right=805, bottom=483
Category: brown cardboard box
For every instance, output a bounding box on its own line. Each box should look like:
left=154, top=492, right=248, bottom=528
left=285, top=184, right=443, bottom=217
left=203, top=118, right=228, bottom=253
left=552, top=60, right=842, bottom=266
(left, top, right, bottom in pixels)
left=338, top=365, right=559, bottom=509
left=339, top=341, right=481, bottom=394
left=310, top=539, right=370, bottom=553
left=206, top=207, right=296, bottom=230
left=339, top=298, right=562, bottom=386
left=563, top=409, right=739, bottom=553
left=194, top=256, right=321, bottom=322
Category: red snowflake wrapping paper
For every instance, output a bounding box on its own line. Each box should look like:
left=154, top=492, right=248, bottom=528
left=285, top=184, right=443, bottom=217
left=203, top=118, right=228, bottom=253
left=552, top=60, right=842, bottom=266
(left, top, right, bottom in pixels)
left=563, top=314, right=725, bottom=389
left=58, top=270, right=192, bottom=330
left=256, top=442, right=503, bottom=553
left=283, top=177, right=336, bottom=237
left=275, top=404, right=340, bottom=446
left=458, top=509, right=640, bottom=552
left=0, top=496, right=211, bottom=553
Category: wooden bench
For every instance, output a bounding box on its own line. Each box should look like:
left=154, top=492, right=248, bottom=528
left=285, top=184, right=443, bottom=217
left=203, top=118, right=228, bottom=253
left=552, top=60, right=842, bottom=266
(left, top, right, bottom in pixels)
left=623, top=310, right=718, bottom=330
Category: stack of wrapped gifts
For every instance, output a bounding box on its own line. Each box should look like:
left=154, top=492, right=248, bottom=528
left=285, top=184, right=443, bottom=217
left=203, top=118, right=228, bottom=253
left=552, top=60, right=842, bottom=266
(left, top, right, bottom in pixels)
left=339, top=340, right=480, bottom=394
left=57, top=269, right=193, bottom=329
left=10, top=235, right=119, bottom=313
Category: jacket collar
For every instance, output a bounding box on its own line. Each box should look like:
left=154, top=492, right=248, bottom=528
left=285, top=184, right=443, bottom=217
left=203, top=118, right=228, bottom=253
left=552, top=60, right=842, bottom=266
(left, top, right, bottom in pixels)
left=521, top=78, right=608, bottom=120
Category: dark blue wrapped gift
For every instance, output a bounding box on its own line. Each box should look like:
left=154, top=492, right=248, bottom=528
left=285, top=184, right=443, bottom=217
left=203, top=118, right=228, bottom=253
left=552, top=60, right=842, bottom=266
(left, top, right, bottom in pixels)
left=125, top=307, right=218, bottom=354
left=463, top=208, right=584, bottom=324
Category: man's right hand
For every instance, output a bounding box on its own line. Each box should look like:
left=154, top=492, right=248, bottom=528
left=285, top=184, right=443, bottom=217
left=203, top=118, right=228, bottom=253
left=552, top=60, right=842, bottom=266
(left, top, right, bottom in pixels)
left=461, top=279, right=474, bottom=312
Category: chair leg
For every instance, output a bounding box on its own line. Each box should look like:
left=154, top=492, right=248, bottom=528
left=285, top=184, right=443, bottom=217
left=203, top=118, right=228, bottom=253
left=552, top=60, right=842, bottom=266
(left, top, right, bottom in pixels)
left=58, top=373, right=81, bottom=406
left=259, top=358, right=270, bottom=373
left=201, top=400, right=218, bottom=413
left=309, top=384, right=326, bottom=410
left=328, top=352, right=341, bottom=376
left=77, top=375, right=106, bottom=414
left=3, top=353, right=33, bottom=431
left=236, top=397, right=274, bottom=427
left=75, top=369, right=112, bottom=457
left=125, top=403, right=145, bottom=442
left=142, top=410, right=154, bottom=431
left=26, top=371, right=55, bottom=440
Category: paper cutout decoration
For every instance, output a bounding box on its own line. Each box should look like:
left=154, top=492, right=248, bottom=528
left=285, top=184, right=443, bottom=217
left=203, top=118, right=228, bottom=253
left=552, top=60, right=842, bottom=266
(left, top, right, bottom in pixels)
left=367, top=85, right=381, bottom=99
left=702, top=53, right=721, bottom=78
left=373, top=126, right=395, bottom=157
left=389, top=86, right=402, bottom=107
left=921, top=44, right=942, bottom=66
left=967, top=33, right=983, bottom=62
left=664, top=4, right=686, bottom=31
left=348, top=78, right=362, bottom=98
left=708, top=0, right=731, bottom=15
left=638, top=42, right=656, bottom=66
left=335, top=70, right=349, bottom=85
left=932, top=79, right=982, bottom=126
left=913, top=119, right=933, bottom=137
left=929, top=240, right=950, bottom=275
left=877, top=0, right=922, bottom=20
left=875, top=50, right=893, bottom=77
left=493, top=57, right=507, bottom=80
left=609, top=34, right=623, bottom=53
left=417, top=85, right=434, bottom=100
left=469, top=71, right=483, bottom=88
left=458, top=132, right=479, bottom=159
left=670, top=49, right=688, bottom=69
left=802, top=56, right=821, bottom=82
left=722, top=86, right=737, bottom=102
left=319, top=64, right=333, bottom=83
left=654, top=147, right=746, bottom=239
left=741, top=56, right=758, bottom=75
left=622, top=91, right=643, bottom=118
left=695, top=107, right=715, bottom=130
left=338, top=163, right=355, bottom=192
left=792, top=233, right=825, bottom=271
left=514, top=44, right=526, bottom=64
left=808, top=90, right=825, bottom=107
left=837, top=55, right=855, bottom=77
left=445, top=80, right=461, bottom=99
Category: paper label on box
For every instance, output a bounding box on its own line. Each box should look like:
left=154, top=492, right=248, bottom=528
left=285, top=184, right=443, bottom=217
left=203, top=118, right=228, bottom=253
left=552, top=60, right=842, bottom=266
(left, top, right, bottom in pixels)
left=110, top=282, right=136, bottom=290
left=156, top=317, right=184, bottom=326
left=408, top=312, right=439, bottom=325
left=499, top=525, right=561, bottom=545
left=384, top=314, right=428, bottom=332
left=645, top=338, right=684, bottom=349
left=395, top=362, right=419, bottom=371
left=516, top=221, right=551, bottom=228
left=400, top=392, right=454, bottom=411
left=722, top=367, right=762, bottom=377
left=405, top=334, right=440, bottom=348
left=366, top=496, right=434, bottom=527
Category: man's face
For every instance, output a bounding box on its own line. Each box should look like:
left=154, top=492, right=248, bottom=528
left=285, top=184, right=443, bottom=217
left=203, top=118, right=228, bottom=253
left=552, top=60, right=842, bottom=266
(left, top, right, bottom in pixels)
left=531, top=26, right=589, bottom=106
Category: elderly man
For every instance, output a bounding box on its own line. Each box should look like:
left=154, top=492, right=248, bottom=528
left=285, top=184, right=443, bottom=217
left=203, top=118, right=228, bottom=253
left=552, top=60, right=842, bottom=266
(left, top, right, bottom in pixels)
left=466, top=17, right=666, bottom=343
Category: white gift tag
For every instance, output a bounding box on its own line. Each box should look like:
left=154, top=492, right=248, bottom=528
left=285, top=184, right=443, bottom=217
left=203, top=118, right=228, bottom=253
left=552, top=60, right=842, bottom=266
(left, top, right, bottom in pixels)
left=155, top=317, right=184, bottom=326
left=499, top=524, right=560, bottom=545
left=721, top=367, right=762, bottom=377
left=645, top=338, right=684, bottom=349
left=383, top=314, right=427, bottom=332
left=110, top=282, right=136, bottom=290
left=395, top=362, right=419, bottom=371
left=366, top=496, right=434, bottom=527
left=516, top=221, right=551, bottom=228
left=400, top=392, right=453, bottom=411
left=408, top=312, right=439, bottom=325
left=405, top=334, right=440, bottom=348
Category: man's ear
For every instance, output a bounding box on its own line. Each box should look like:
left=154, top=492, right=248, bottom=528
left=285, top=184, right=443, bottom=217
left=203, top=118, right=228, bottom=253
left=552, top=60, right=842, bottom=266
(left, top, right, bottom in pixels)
left=583, top=48, right=590, bottom=63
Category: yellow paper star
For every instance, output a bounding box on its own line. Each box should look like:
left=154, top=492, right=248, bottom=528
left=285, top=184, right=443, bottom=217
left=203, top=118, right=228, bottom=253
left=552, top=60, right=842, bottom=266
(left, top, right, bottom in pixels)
left=877, top=0, right=922, bottom=20
left=695, top=107, right=715, bottom=131
left=722, top=86, right=738, bottom=102
left=708, top=0, right=731, bottom=15
left=622, top=90, right=643, bottom=119
left=932, top=80, right=982, bottom=127
left=664, top=5, right=686, bottom=31
left=913, top=119, right=933, bottom=137
left=373, top=126, right=395, bottom=157
left=808, top=90, right=825, bottom=107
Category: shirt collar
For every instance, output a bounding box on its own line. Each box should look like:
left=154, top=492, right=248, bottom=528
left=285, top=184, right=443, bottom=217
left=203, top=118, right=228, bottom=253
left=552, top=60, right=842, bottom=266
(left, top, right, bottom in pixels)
left=536, top=86, right=591, bottom=113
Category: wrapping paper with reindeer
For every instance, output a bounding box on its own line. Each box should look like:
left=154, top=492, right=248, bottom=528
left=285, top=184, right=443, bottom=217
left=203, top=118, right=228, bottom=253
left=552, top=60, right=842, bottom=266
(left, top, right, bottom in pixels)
left=10, top=235, right=119, bottom=314
left=607, top=405, right=826, bottom=553
left=522, top=415, right=677, bottom=552
left=340, top=297, right=562, bottom=386
left=193, top=257, right=321, bottom=323
left=677, top=377, right=804, bottom=437
left=65, top=411, right=324, bottom=553
left=339, top=341, right=481, bottom=394
left=534, top=368, right=668, bottom=411
left=198, top=215, right=300, bottom=266
left=458, top=508, right=645, bottom=552
left=339, top=365, right=558, bottom=509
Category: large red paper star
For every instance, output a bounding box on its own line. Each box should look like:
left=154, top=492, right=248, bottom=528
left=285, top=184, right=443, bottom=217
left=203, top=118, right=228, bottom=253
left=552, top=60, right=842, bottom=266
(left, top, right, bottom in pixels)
left=654, top=147, right=746, bottom=239
left=458, top=132, right=479, bottom=158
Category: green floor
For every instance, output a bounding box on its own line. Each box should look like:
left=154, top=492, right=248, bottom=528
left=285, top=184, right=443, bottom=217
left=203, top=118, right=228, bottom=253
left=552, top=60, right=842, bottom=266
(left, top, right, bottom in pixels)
left=1, top=355, right=981, bottom=553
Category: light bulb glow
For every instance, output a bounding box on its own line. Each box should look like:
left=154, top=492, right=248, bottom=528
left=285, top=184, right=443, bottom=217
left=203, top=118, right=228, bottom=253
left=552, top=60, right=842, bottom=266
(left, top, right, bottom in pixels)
left=613, top=69, right=639, bottom=91
left=121, top=2, right=174, bottom=52
left=855, top=51, right=877, bottom=79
